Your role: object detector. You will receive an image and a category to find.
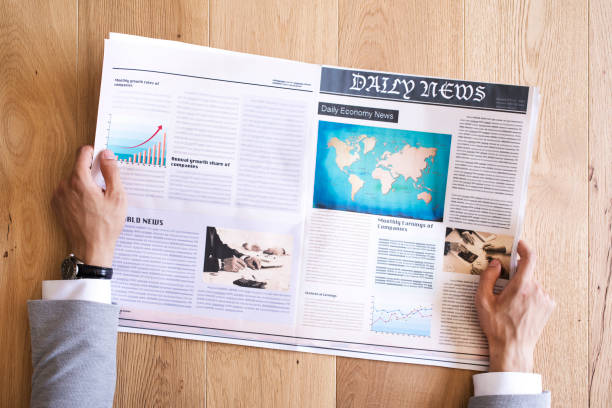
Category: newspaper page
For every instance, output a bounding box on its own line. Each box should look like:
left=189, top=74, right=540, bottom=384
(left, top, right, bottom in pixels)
left=92, top=34, right=539, bottom=370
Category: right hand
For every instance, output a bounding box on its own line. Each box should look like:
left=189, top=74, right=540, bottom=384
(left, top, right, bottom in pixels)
left=222, top=257, right=246, bottom=272
left=475, top=240, right=556, bottom=372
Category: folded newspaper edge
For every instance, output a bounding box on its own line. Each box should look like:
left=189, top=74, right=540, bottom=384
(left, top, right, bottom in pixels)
left=91, top=33, right=540, bottom=371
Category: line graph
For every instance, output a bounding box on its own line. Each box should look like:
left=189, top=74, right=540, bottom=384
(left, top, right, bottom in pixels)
left=371, top=299, right=432, bottom=337
left=106, top=114, right=167, bottom=167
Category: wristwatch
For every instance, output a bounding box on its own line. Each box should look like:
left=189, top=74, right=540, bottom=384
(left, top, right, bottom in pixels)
left=61, top=254, right=113, bottom=280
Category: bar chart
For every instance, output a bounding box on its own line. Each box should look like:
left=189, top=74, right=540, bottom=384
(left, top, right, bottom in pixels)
left=107, top=116, right=168, bottom=167
left=116, top=131, right=166, bottom=166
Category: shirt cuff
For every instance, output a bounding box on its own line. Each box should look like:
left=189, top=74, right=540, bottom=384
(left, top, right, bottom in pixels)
left=42, top=280, right=112, bottom=304
left=473, top=372, right=542, bottom=396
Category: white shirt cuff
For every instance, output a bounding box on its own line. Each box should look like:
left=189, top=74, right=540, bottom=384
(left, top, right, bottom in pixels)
left=42, top=280, right=112, bottom=304
left=473, top=372, right=542, bottom=396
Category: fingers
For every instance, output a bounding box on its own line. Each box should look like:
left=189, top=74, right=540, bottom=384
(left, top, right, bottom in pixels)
left=236, top=257, right=247, bottom=268
left=514, top=240, right=536, bottom=282
left=227, top=257, right=246, bottom=271
left=477, top=258, right=502, bottom=302
left=244, top=256, right=261, bottom=270
left=73, top=145, right=95, bottom=183
left=99, top=149, right=123, bottom=195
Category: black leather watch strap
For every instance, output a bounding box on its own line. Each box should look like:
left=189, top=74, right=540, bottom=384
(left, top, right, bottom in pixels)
left=77, top=264, right=113, bottom=279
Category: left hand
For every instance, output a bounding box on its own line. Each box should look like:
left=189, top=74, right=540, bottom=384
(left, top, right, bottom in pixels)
left=52, top=146, right=127, bottom=268
left=244, top=256, right=261, bottom=270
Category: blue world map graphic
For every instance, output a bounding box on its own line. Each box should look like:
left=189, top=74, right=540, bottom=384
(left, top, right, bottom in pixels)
left=313, top=121, right=451, bottom=221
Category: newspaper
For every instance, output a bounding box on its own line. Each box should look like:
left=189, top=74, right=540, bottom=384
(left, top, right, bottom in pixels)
left=92, top=33, right=539, bottom=371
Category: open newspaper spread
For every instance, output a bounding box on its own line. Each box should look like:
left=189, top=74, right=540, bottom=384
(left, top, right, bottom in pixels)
left=92, top=33, right=539, bottom=370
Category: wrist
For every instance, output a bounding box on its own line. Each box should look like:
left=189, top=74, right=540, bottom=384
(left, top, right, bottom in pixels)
left=488, top=343, right=534, bottom=372
left=72, top=245, right=115, bottom=268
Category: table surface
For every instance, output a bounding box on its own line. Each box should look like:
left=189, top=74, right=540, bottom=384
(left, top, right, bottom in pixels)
left=1, top=1, right=610, bottom=407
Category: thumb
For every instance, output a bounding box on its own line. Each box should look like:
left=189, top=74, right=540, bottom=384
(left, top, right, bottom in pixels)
left=477, top=259, right=502, bottom=300
left=99, top=149, right=123, bottom=194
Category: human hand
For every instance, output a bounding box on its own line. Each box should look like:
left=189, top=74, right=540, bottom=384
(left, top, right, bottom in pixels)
left=222, top=257, right=246, bottom=272
left=475, top=240, right=555, bottom=372
left=461, top=231, right=475, bottom=245
left=483, top=244, right=507, bottom=254
left=52, top=146, right=127, bottom=268
left=263, top=247, right=284, bottom=255
left=242, top=242, right=261, bottom=252
left=244, top=256, right=261, bottom=270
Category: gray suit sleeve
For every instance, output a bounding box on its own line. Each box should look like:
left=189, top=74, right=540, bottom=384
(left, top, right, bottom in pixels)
left=28, top=300, right=119, bottom=408
left=468, top=391, right=551, bottom=408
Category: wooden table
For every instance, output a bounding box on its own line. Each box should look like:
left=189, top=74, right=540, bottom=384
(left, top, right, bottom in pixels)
left=1, top=1, right=610, bottom=407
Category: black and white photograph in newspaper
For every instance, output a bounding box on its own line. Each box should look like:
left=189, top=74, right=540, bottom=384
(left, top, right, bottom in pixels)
left=442, top=228, right=513, bottom=279
left=203, top=226, right=293, bottom=291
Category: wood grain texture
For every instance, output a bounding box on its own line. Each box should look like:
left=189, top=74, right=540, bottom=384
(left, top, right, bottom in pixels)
left=207, top=1, right=338, bottom=406
left=206, top=343, right=335, bottom=408
left=465, top=1, right=589, bottom=406
left=337, top=359, right=473, bottom=407
left=0, top=1, right=77, bottom=406
left=77, top=0, right=209, bottom=144
left=209, top=0, right=338, bottom=64
left=338, top=0, right=463, bottom=76
left=1, top=0, right=610, bottom=406
left=113, top=333, right=206, bottom=407
left=588, top=0, right=612, bottom=406
left=76, top=1, right=209, bottom=406
left=336, top=2, right=475, bottom=407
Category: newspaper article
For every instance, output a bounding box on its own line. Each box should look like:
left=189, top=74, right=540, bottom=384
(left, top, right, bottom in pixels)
left=92, top=33, right=539, bottom=370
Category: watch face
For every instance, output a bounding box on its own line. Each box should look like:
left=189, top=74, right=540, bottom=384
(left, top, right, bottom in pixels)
left=61, top=257, right=78, bottom=280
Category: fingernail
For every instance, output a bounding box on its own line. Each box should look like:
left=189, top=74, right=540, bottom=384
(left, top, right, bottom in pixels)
left=102, top=149, right=115, bottom=160
left=490, top=259, right=500, bottom=267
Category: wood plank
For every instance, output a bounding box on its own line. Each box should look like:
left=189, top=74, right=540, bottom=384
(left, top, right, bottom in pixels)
left=209, top=0, right=337, bottom=64
left=207, top=1, right=337, bottom=407
left=336, top=1, right=472, bottom=407
left=76, top=1, right=209, bottom=406
left=338, top=0, right=463, bottom=76
left=465, top=0, right=589, bottom=406
left=1, top=2, right=603, bottom=408
left=77, top=0, right=209, bottom=143
left=0, top=1, right=77, bottom=407
left=338, top=359, right=473, bottom=407
left=113, top=333, right=206, bottom=407
left=206, top=343, right=336, bottom=408
left=588, top=0, right=612, bottom=405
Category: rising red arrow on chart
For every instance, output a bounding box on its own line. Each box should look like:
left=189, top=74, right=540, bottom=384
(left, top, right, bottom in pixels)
left=119, top=125, right=163, bottom=148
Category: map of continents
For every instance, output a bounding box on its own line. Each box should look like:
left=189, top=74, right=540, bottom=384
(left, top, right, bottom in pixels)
left=313, top=121, right=452, bottom=221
